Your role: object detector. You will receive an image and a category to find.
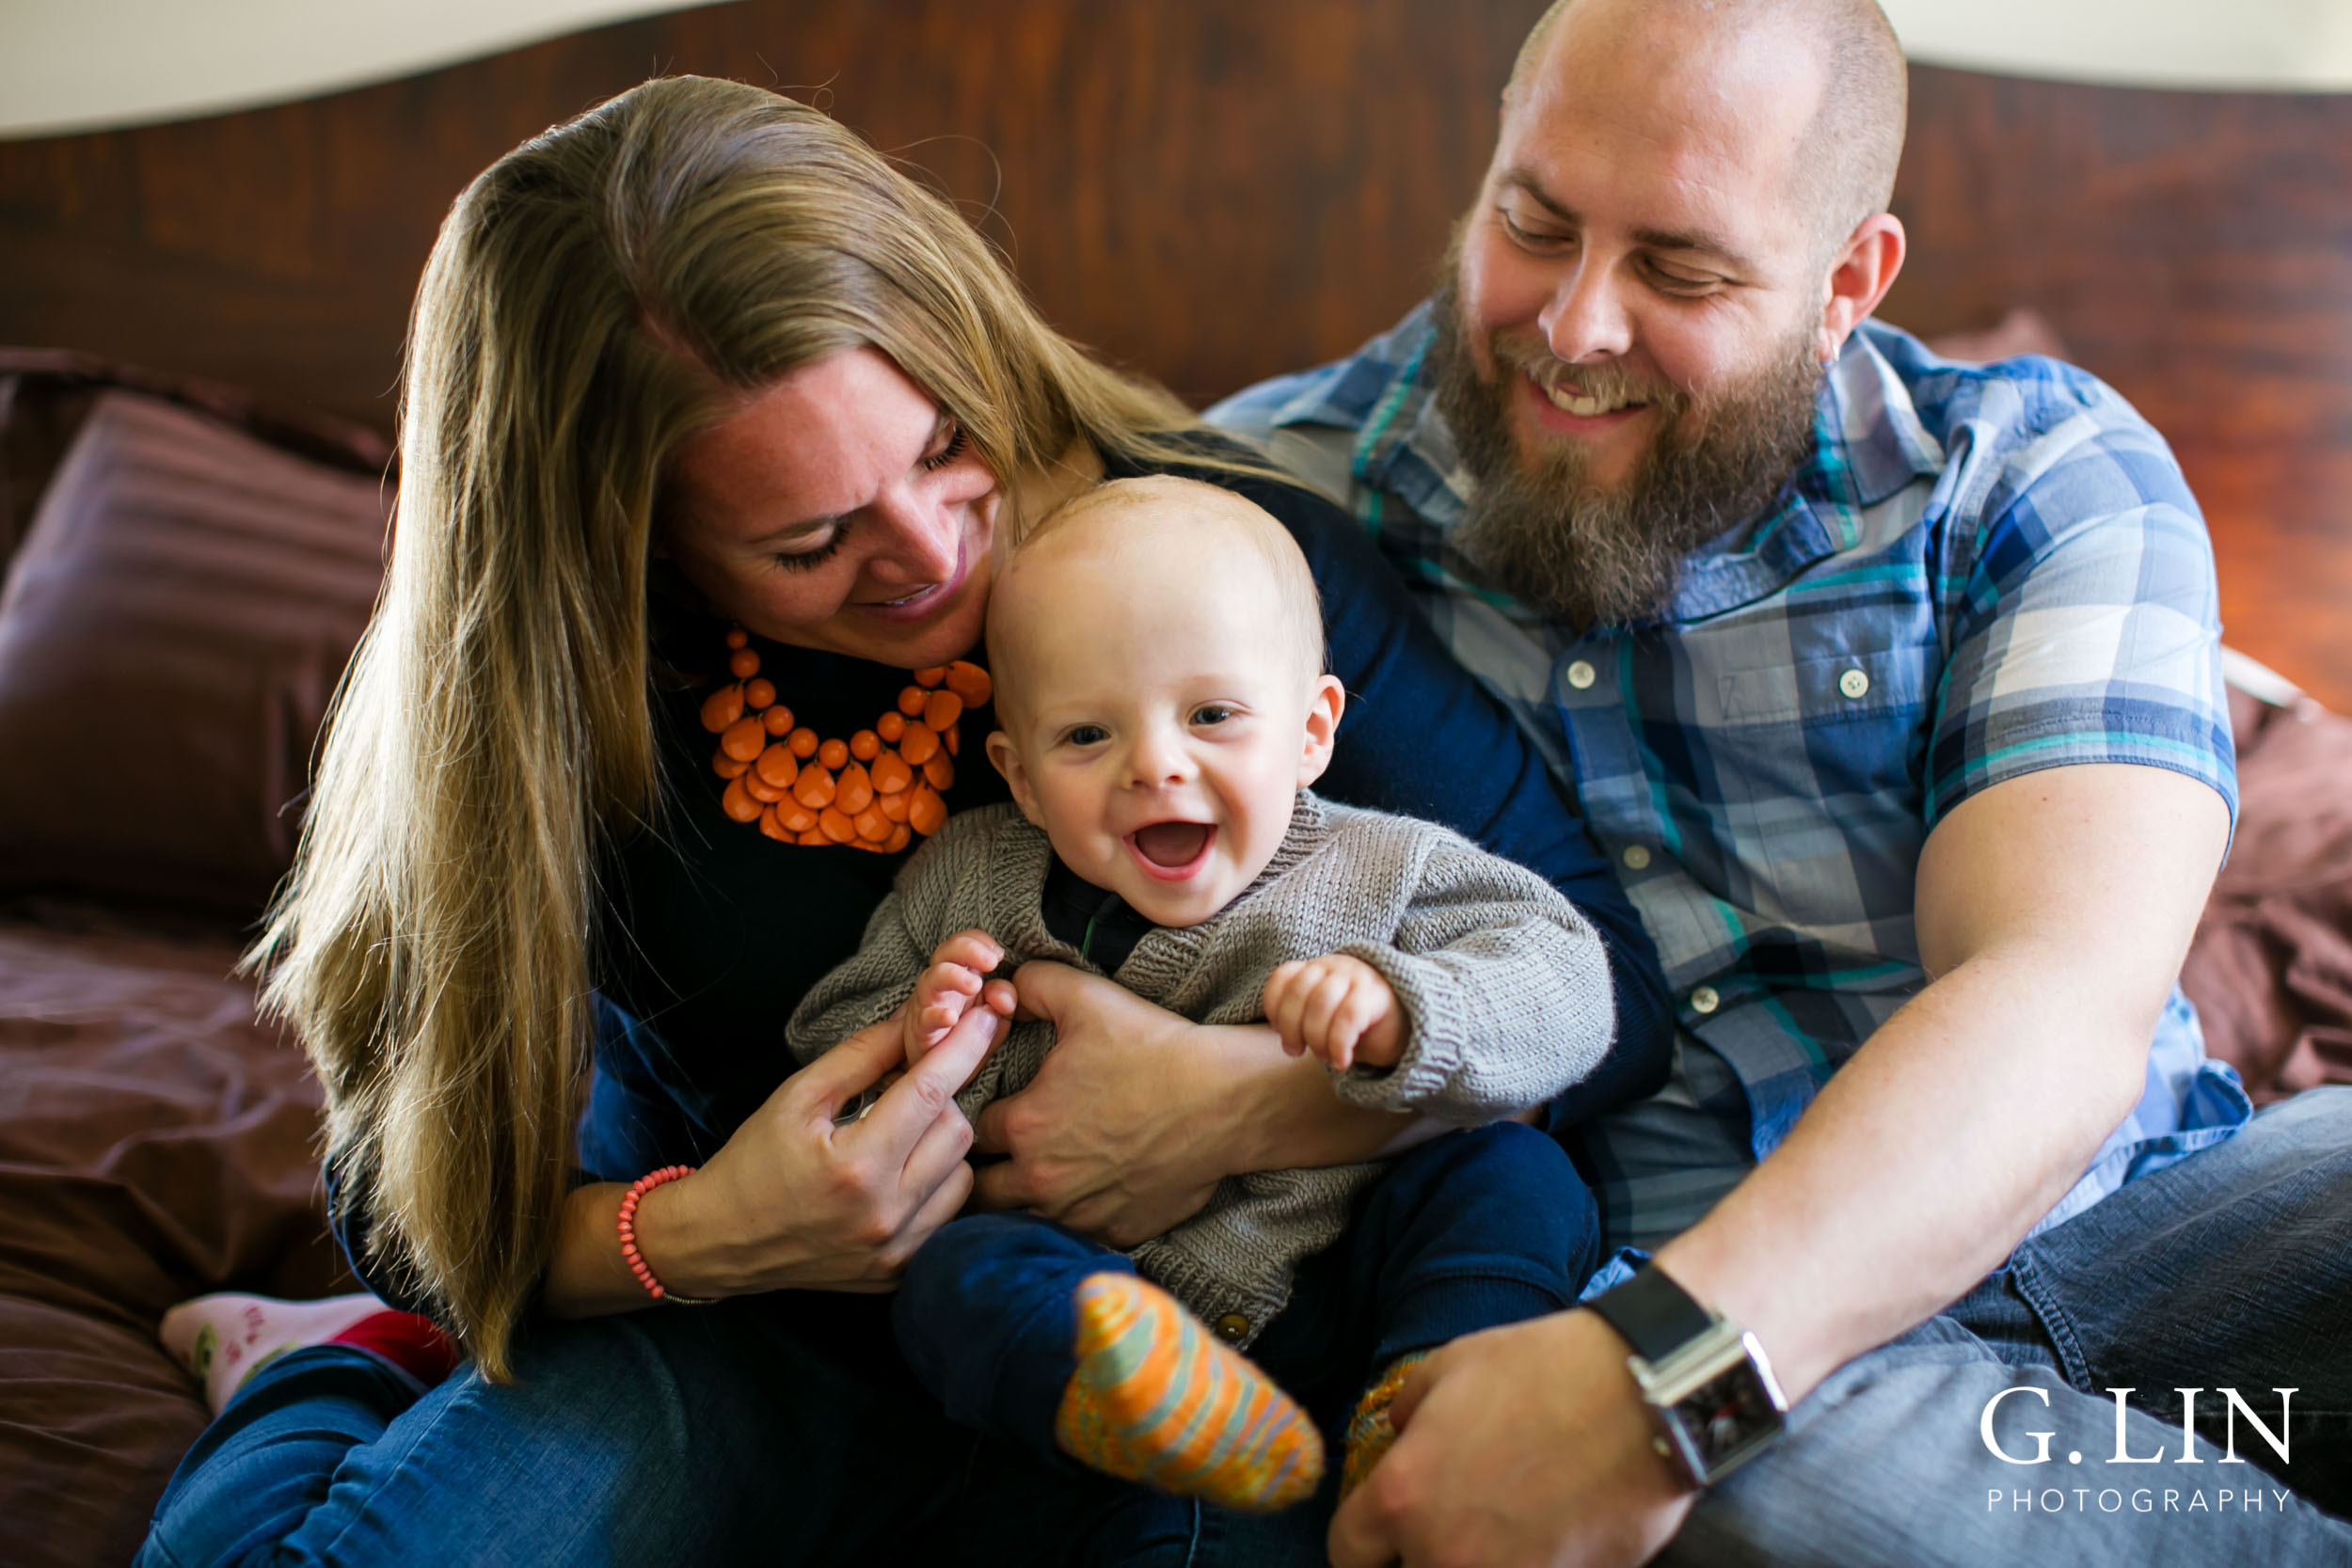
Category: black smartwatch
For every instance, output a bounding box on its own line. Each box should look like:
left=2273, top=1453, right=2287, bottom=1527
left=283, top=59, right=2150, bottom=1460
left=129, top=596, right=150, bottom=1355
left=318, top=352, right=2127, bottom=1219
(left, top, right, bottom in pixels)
left=1586, top=1265, right=1788, bottom=1488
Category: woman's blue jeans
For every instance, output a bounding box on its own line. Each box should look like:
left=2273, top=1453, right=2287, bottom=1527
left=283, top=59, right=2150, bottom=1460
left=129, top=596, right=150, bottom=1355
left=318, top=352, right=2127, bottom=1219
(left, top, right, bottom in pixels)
left=133, top=1286, right=1291, bottom=1566
left=135, top=1124, right=1590, bottom=1567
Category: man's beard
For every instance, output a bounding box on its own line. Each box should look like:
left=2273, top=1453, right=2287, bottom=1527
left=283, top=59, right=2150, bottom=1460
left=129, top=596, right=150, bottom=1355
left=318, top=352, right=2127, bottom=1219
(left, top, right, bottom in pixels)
left=1428, top=267, right=1825, bottom=632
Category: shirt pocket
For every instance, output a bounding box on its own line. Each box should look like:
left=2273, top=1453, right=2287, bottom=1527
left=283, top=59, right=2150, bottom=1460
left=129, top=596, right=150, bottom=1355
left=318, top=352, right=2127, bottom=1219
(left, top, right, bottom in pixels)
left=1692, top=641, right=1935, bottom=937
left=1715, top=646, right=1924, bottom=728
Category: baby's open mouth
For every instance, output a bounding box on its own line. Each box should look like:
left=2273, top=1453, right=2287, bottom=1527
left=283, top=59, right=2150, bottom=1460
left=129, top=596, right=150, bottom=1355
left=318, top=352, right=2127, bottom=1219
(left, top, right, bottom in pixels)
left=1127, top=821, right=1215, bottom=874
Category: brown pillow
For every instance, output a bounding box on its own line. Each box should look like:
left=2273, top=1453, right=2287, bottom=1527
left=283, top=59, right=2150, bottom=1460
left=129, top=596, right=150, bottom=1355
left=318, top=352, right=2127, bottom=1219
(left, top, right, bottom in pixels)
left=0, top=346, right=390, bottom=586
left=0, top=391, right=389, bottom=913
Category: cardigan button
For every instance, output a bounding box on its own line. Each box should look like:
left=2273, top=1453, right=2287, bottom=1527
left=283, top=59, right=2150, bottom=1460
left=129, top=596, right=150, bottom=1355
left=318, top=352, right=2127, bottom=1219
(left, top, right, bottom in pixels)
left=1622, top=845, right=1652, bottom=871
left=1213, top=1313, right=1250, bottom=1343
left=1690, top=985, right=1721, bottom=1015
left=1565, top=659, right=1597, bottom=690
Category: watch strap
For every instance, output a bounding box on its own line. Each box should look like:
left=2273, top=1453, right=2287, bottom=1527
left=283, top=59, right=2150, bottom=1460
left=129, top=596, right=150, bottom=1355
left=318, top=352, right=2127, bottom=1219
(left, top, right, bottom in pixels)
left=1587, top=1264, right=1715, bottom=1363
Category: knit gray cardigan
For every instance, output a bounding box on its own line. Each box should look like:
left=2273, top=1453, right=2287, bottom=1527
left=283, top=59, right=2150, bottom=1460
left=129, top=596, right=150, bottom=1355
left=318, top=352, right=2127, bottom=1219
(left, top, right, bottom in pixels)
left=786, top=791, right=1615, bottom=1345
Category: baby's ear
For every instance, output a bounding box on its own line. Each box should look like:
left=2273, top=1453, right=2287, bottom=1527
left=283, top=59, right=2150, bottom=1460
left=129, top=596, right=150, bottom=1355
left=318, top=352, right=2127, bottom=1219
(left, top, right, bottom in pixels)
left=1296, top=675, right=1346, bottom=787
left=985, top=730, right=1048, bottom=829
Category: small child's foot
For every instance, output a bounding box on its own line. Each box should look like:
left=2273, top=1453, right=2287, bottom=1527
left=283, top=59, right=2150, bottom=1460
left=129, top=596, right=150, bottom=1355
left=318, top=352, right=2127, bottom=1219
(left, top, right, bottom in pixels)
left=1341, top=1351, right=1430, bottom=1498
left=158, top=1291, right=448, bottom=1415
left=1053, top=1273, right=1324, bottom=1512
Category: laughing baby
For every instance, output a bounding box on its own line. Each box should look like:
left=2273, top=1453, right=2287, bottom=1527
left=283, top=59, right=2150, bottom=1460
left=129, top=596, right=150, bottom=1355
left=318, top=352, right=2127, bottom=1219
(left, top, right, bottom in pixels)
left=787, top=474, right=1625, bottom=1516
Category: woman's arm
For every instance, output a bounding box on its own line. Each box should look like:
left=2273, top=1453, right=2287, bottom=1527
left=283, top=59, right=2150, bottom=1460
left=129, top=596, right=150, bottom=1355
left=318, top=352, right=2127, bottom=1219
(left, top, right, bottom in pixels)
left=534, top=1006, right=999, bottom=1316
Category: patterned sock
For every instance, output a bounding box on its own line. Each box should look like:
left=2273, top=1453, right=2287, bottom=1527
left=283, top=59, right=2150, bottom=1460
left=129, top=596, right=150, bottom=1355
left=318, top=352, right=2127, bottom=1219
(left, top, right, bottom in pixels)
left=158, top=1291, right=452, bottom=1415
left=1341, top=1351, right=1430, bottom=1498
left=1052, top=1273, right=1324, bottom=1512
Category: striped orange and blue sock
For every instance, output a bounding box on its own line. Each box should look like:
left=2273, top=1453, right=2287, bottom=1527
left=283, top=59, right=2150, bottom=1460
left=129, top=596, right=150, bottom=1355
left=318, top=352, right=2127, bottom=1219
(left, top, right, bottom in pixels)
left=1052, top=1273, right=1324, bottom=1512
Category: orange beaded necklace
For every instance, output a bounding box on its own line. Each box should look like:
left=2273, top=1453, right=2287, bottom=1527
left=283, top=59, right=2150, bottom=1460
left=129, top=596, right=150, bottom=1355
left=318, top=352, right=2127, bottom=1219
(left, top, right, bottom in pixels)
left=698, top=626, right=992, bottom=853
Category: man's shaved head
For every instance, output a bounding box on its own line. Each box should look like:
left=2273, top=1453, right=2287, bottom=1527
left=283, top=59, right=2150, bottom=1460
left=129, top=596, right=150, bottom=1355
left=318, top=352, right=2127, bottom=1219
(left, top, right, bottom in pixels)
left=1509, top=0, right=1906, bottom=256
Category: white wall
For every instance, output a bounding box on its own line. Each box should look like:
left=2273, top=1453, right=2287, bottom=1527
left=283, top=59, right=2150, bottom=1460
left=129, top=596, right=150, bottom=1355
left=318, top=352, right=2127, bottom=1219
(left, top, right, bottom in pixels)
left=4, top=0, right=2350, bottom=141
left=0, top=0, right=722, bottom=140
left=1880, top=0, right=2352, bottom=92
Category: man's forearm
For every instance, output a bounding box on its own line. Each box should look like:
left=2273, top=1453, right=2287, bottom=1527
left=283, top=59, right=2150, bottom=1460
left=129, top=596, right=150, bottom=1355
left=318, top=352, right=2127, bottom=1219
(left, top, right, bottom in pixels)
left=1652, top=764, right=2227, bottom=1402
left=1652, top=944, right=2150, bottom=1402
left=1216, top=1022, right=1438, bottom=1170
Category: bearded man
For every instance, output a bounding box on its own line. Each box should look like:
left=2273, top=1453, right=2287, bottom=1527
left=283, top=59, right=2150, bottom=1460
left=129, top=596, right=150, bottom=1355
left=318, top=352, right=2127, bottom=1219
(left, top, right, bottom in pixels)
left=1213, top=0, right=2352, bottom=1561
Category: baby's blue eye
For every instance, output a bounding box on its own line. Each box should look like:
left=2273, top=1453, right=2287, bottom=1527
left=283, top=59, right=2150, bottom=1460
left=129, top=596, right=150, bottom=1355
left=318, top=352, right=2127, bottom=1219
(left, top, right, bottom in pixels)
left=1191, top=705, right=1232, bottom=727
left=1065, top=724, right=1109, bottom=747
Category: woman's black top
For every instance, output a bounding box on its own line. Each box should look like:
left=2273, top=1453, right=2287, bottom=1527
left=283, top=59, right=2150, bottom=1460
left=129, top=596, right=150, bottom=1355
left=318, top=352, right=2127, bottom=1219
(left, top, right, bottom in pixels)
left=328, top=449, right=1670, bottom=1311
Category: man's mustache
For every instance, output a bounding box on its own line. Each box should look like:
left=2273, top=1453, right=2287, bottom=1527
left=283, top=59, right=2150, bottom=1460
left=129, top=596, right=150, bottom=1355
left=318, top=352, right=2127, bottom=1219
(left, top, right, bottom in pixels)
left=1487, top=333, right=1688, bottom=420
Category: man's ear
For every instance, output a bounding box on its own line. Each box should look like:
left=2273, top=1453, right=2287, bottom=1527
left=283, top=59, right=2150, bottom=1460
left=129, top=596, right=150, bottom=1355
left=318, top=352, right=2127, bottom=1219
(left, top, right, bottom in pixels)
left=1295, top=675, right=1346, bottom=788
left=985, top=730, right=1047, bottom=830
left=1814, top=213, right=1907, bottom=364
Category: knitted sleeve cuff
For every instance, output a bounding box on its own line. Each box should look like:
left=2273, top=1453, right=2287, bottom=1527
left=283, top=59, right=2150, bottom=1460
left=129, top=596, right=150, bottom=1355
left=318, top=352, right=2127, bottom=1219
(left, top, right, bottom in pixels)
left=1323, top=942, right=1480, bottom=1117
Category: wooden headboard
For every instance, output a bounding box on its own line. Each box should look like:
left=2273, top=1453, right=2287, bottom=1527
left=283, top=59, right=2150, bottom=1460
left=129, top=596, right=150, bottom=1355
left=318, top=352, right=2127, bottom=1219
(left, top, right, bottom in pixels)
left=2, top=0, right=2345, bottom=708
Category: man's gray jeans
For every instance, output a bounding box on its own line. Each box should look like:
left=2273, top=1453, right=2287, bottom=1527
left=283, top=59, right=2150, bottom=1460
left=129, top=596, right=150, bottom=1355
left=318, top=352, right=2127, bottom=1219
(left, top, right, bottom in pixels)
left=1666, top=1085, right=2352, bottom=1565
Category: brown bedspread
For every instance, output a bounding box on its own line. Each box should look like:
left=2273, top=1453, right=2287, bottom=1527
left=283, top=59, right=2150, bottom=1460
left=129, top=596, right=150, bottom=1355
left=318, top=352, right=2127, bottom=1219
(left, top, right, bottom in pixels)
left=0, top=905, right=346, bottom=1568
left=2181, top=690, right=2352, bottom=1102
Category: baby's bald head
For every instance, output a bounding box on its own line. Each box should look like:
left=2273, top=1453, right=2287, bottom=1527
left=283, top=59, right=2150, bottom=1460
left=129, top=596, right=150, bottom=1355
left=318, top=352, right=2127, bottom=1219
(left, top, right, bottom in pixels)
left=988, top=475, right=1327, bottom=726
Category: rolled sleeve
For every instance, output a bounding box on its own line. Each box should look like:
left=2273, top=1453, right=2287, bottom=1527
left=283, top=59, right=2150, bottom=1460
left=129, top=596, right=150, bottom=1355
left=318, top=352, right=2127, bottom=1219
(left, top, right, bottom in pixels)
left=1925, top=404, right=2236, bottom=834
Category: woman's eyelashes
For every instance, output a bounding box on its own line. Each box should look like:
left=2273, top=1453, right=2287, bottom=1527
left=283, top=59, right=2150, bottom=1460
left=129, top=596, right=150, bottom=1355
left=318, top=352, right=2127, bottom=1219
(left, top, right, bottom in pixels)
left=771, top=528, right=845, bottom=572
left=921, top=422, right=969, bottom=472
left=769, top=424, right=964, bottom=573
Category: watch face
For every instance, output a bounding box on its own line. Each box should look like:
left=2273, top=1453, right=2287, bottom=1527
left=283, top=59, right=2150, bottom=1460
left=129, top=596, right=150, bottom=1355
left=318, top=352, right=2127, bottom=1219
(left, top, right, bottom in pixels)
left=1667, top=1361, right=1784, bottom=1481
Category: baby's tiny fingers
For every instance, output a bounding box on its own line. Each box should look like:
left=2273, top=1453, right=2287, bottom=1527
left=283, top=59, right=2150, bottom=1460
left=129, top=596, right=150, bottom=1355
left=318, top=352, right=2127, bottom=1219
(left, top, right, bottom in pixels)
left=1299, top=971, right=1356, bottom=1045
left=934, top=929, right=1005, bottom=974
left=979, top=977, right=1018, bottom=1017
left=944, top=962, right=984, bottom=997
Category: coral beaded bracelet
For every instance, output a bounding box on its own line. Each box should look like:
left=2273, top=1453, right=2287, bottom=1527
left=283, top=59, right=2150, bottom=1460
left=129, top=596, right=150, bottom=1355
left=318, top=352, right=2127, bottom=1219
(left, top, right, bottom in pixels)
left=616, top=1165, right=716, bottom=1306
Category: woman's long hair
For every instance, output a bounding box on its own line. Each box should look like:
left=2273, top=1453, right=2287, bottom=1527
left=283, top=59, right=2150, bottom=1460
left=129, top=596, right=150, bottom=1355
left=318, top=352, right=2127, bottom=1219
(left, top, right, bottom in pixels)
left=248, top=76, right=1219, bottom=1378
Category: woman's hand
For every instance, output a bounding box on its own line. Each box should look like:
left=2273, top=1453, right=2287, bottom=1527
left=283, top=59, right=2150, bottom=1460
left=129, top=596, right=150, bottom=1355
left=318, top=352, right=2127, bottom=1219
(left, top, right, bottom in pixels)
left=539, top=1000, right=1004, bottom=1316
left=965, top=960, right=1420, bottom=1248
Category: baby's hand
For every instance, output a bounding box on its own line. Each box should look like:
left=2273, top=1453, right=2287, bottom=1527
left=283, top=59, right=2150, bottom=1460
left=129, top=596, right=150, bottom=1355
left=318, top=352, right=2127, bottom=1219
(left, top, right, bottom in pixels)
left=1263, top=954, right=1403, bottom=1073
left=905, top=929, right=1017, bottom=1067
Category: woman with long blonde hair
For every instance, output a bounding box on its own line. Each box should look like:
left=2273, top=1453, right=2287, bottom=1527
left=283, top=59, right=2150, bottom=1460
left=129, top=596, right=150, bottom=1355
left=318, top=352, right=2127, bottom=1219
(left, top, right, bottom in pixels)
left=137, top=74, right=1662, bottom=1563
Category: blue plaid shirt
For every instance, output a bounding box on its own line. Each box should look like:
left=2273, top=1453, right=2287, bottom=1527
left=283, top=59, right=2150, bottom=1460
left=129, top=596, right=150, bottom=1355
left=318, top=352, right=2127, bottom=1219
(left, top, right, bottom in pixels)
left=1211, top=304, right=2250, bottom=1253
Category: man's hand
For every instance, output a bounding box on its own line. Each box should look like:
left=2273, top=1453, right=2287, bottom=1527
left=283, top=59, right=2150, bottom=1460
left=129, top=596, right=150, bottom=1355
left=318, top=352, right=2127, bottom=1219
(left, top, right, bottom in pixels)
left=905, top=927, right=1016, bottom=1068
left=1263, top=953, right=1405, bottom=1071
left=1330, top=1310, right=1692, bottom=1568
left=967, top=960, right=1422, bottom=1247
left=967, top=960, right=1235, bottom=1245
